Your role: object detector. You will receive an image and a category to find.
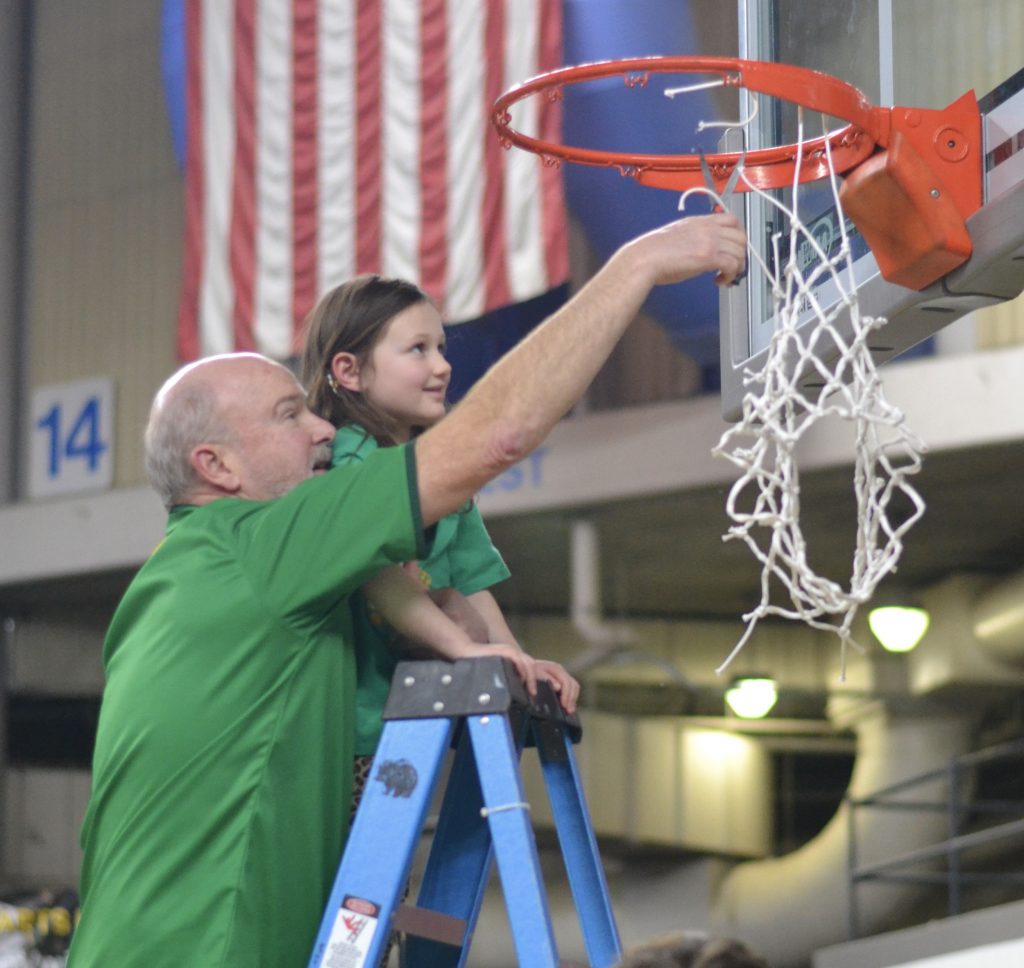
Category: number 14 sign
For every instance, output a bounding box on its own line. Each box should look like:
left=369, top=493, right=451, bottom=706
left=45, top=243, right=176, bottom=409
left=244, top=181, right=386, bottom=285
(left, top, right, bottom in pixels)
left=29, top=378, right=114, bottom=499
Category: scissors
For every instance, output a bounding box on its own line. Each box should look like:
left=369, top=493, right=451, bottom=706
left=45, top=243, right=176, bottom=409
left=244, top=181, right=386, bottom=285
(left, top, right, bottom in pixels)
left=697, top=144, right=748, bottom=285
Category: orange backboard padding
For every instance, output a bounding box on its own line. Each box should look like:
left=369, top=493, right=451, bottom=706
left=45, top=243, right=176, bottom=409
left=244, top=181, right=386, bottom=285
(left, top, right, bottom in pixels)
left=841, top=119, right=977, bottom=290
left=883, top=91, right=983, bottom=222
left=692, top=88, right=982, bottom=290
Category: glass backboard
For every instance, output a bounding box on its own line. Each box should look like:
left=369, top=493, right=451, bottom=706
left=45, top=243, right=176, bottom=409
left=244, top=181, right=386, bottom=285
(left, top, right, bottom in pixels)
left=719, top=0, right=1024, bottom=420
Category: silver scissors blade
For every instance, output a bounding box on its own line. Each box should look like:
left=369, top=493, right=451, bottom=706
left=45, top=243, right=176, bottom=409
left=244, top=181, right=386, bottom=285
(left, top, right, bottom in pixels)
left=696, top=146, right=748, bottom=286
left=697, top=144, right=747, bottom=205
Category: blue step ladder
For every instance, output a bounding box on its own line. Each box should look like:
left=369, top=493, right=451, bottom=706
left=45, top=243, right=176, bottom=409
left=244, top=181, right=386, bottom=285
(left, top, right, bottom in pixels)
left=307, top=655, right=622, bottom=968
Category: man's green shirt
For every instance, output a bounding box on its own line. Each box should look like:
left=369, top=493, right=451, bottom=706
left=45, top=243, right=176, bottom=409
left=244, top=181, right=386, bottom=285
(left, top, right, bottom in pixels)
left=69, top=445, right=427, bottom=968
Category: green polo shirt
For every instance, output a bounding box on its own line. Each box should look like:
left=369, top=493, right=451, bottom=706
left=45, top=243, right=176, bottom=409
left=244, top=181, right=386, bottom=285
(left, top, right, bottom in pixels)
left=332, top=425, right=509, bottom=754
left=69, top=445, right=426, bottom=968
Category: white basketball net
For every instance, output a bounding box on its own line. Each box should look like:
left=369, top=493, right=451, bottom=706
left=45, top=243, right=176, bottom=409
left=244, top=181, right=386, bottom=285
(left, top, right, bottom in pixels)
left=681, top=107, right=927, bottom=677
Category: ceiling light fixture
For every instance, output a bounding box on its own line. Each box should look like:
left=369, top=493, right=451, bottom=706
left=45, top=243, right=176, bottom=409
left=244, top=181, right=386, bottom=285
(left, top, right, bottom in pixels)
left=724, top=675, right=778, bottom=719
left=868, top=605, right=930, bottom=653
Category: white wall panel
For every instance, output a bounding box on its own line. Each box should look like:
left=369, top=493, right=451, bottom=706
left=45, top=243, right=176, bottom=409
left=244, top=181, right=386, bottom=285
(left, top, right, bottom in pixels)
left=4, top=768, right=90, bottom=887
left=522, top=711, right=773, bottom=857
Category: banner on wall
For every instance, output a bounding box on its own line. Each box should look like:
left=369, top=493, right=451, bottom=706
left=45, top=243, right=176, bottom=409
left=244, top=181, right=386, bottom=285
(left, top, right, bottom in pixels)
left=164, top=0, right=568, bottom=363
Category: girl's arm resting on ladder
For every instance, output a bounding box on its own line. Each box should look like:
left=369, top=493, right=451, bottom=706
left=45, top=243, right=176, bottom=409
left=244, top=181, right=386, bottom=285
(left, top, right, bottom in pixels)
left=361, top=566, right=539, bottom=696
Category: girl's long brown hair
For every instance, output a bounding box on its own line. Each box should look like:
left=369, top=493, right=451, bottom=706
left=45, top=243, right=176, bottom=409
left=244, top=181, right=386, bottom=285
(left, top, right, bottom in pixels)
left=300, top=274, right=431, bottom=445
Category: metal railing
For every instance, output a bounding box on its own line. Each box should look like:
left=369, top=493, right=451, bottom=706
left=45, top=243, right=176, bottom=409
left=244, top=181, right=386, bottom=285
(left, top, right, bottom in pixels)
left=847, top=737, right=1024, bottom=938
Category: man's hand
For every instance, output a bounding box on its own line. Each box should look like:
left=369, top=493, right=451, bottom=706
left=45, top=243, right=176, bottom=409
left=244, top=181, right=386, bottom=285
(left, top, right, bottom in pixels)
left=623, top=211, right=747, bottom=289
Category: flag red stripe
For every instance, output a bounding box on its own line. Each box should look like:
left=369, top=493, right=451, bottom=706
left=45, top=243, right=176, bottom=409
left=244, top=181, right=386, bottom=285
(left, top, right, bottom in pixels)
left=229, top=0, right=257, bottom=351
left=181, top=1, right=566, bottom=358
left=291, top=0, right=319, bottom=350
left=418, top=0, right=448, bottom=307
left=538, top=0, right=568, bottom=287
left=178, top=0, right=205, bottom=361
left=481, top=1, right=510, bottom=311
left=355, top=0, right=382, bottom=275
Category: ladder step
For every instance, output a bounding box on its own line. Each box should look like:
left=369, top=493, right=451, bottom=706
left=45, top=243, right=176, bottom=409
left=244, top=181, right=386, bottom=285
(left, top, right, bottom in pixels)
left=391, top=904, right=467, bottom=947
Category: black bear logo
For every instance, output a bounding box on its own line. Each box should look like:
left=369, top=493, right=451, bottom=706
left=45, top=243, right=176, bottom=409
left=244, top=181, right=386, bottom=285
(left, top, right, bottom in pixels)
left=374, top=758, right=418, bottom=798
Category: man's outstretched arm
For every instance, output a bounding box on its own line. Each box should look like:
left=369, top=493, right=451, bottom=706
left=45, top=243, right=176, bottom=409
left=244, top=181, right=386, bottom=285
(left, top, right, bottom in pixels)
left=414, top=212, right=746, bottom=524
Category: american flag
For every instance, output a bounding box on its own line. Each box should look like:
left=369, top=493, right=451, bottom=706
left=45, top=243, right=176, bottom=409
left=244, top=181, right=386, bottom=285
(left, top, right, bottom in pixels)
left=177, top=0, right=568, bottom=361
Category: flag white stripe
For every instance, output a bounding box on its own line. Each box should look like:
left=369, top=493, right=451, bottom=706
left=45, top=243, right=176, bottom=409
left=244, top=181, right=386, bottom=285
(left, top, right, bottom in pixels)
left=185, top=0, right=565, bottom=358
left=254, top=0, right=294, bottom=357
left=503, top=0, right=546, bottom=302
left=200, top=0, right=235, bottom=356
left=382, top=0, right=421, bottom=280
left=445, top=0, right=485, bottom=321
left=318, top=0, right=356, bottom=293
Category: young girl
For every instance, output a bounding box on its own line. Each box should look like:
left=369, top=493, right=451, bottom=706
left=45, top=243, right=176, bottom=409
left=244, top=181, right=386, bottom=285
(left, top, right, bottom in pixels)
left=300, top=274, right=579, bottom=797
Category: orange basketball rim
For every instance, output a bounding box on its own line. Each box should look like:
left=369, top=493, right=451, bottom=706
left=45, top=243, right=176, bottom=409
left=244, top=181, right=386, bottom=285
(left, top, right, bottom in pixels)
left=492, top=56, right=984, bottom=290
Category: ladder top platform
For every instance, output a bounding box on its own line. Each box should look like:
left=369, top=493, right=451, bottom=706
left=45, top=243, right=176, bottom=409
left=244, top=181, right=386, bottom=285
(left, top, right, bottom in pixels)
left=383, top=655, right=582, bottom=742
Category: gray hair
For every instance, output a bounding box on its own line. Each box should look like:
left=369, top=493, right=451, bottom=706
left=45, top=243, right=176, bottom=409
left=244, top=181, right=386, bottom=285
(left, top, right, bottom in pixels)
left=144, top=376, right=234, bottom=509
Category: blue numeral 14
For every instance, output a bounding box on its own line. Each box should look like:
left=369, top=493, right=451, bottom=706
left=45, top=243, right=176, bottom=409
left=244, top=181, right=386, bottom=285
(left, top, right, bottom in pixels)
left=36, top=397, right=109, bottom=478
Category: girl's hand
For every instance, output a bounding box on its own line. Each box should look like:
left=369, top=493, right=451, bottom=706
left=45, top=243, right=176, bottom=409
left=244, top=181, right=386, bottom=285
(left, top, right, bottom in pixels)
left=452, top=648, right=580, bottom=717
left=453, top=642, right=539, bottom=698
left=534, top=660, right=580, bottom=716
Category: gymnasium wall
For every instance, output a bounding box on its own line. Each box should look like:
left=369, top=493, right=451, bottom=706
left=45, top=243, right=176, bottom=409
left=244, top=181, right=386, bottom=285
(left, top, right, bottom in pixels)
left=22, top=0, right=181, bottom=493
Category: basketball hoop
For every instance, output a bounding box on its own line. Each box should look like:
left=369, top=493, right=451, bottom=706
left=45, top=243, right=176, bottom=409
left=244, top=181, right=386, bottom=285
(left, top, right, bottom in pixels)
left=492, top=56, right=982, bottom=290
left=492, top=57, right=957, bottom=675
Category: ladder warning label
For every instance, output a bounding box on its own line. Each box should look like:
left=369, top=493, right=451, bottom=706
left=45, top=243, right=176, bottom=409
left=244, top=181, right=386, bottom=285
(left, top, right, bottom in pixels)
left=322, top=896, right=380, bottom=967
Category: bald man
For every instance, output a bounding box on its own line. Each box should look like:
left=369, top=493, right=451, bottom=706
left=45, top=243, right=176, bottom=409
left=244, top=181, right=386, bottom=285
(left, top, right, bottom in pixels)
left=68, top=213, right=745, bottom=968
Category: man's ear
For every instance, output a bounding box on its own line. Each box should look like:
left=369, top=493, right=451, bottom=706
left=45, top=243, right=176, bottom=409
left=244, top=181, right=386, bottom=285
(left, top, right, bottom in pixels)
left=331, top=352, right=363, bottom=392
left=191, top=444, right=241, bottom=495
